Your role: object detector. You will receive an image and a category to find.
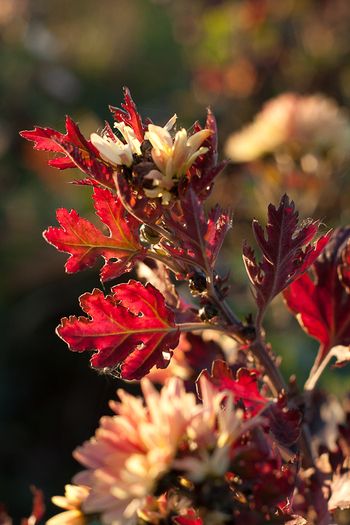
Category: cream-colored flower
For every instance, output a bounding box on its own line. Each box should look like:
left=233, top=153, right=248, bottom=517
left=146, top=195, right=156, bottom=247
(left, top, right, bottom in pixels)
left=144, top=119, right=211, bottom=205
left=90, top=122, right=141, bottom=168
left=225, top=92, right=350, bottom=163
left=46, top=485, right=90, bottom=525
left=72, top=377, right=199, bottom=525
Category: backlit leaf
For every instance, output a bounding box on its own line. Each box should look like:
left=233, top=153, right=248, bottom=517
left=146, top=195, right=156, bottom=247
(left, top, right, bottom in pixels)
left=199, top=360, right=301, bottom=446
left=57, top=280, right=180, bottom=380
left=283, top=227, right=350, bottom=368
left=109, top=86, right=151, bottom=143
left=162, top=189, right=230, bottom=276
left=44, top=187, right=147, bottom=281
left=20, top=116, right=115, bottom=189
left=243, top=194, right=331, bottom=321
left=189, top=108, right=229, bottom=201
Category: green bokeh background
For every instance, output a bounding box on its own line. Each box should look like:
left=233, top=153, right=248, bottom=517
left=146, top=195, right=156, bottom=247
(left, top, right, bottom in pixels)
left=2, top=0, right=350, bottom=520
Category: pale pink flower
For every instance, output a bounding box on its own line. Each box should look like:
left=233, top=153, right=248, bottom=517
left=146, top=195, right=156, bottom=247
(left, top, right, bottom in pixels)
left=46, top=485, right=90, bottom=525
left=72, top=377, right=199, bottom=525
left=225, top=93, right=350, bottom=164
left=174, top=375, right=265, bottom=483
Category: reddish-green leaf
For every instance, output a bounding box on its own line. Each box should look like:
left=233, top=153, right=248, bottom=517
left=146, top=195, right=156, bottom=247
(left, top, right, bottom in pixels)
left=20, top=116, right=115, bottom=189
left=44, top=187, right=147, bottom=281
left=243, top=194, right=331, bottom=321
left=56, top=280, right=180, bottom=380
left=283, top=226, right=350, bottom=368
left=162, top=189, right=230, bottom=276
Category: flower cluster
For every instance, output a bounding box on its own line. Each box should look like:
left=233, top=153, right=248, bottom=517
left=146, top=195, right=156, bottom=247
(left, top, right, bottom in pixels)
left=90, top=113, right=210, bottom=205
left=48, top=375, right=286, bottom=525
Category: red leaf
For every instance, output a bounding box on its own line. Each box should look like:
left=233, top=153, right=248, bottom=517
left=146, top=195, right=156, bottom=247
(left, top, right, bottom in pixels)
left=44, top=187, right=147, bottom=281
left=56, top=280, right=180, bottom=380
left=283, top=227, right=350, bottom=367
left=199, top=360, right=301, bottom=446
left=109, top=86, right=150, bottom=143
left=20, top=116, right=115, bottom=189
left=162, top=189, right=230, bottom=275
left=21, top=486, right=45, bottom=525
left=199, top=360, right=267, bottom=416
left=173, top=509, right=203, bottom=525
left=243, top=194, right=331, bottom=320
left=189, top=108, right=229, bottom=200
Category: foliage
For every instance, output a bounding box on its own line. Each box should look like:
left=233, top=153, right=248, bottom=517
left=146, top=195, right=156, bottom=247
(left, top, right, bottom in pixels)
left=18, top=88, right=350, bottom=525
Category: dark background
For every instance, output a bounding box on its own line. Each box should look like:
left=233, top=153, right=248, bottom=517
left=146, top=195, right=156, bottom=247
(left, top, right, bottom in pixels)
left=2, top=0, right=350, bottom=520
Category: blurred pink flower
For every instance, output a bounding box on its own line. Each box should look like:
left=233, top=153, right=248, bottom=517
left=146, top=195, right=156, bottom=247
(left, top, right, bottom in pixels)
left=225, top=93, right=350, bottom=164
left=72, top=377, right=199, bottom=524
left=58, top=375, right=264, bottom=525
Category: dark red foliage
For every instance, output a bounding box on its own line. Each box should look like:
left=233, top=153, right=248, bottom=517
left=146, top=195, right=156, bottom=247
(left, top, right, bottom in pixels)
left=283, top=226, right=350, bottom=368
left=243, top=194, right=331, bottom=321
left=21, top=487, right=45, bottom=525
left=188, top=109, right=229, bottom=200
left=161, top=189, right=230, bottom=276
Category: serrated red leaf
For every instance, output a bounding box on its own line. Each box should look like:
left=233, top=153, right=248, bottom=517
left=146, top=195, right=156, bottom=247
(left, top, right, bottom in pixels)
left=109, top=86, right=150, bottom=143
left=243, top=194, right=331, bottom=321
left=162, top=189, right=230, bottom=275
left=20, top=116, right=115, bottom=189
left=199, top=360, right=301, bottom=446
left=44, top=187, right=147, bottom=281
left=190, top=108, right=229, bottom=200
left=56, top=280, right=180, bottom=380
left=283, top=227, right=350, bottom=368
left=199, top=360, right=267, bottom=415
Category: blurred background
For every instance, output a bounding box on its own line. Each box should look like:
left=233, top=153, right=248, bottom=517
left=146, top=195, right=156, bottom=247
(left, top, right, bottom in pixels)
left=3, top=0, right=350, bottom=520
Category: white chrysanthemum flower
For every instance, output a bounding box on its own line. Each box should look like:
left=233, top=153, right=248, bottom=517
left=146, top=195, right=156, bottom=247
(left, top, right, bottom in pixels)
left=144, top=119, right=211, bottom=205
left=90, top=122, right=141, bottom=168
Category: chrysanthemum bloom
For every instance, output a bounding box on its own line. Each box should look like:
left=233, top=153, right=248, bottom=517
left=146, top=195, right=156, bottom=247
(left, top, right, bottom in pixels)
left=90, top=122, right=142, bottom=168
left=225, top=93, right=350, bottom=165
left=143, top=121, right=211, bottom=204
left=173, top=374, right=264, bottom=483
left=46, top=485, right=90, bottom=525
left=90, top=114, right=210, bottom=205
left=71, top=377, right=199, bottom=525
